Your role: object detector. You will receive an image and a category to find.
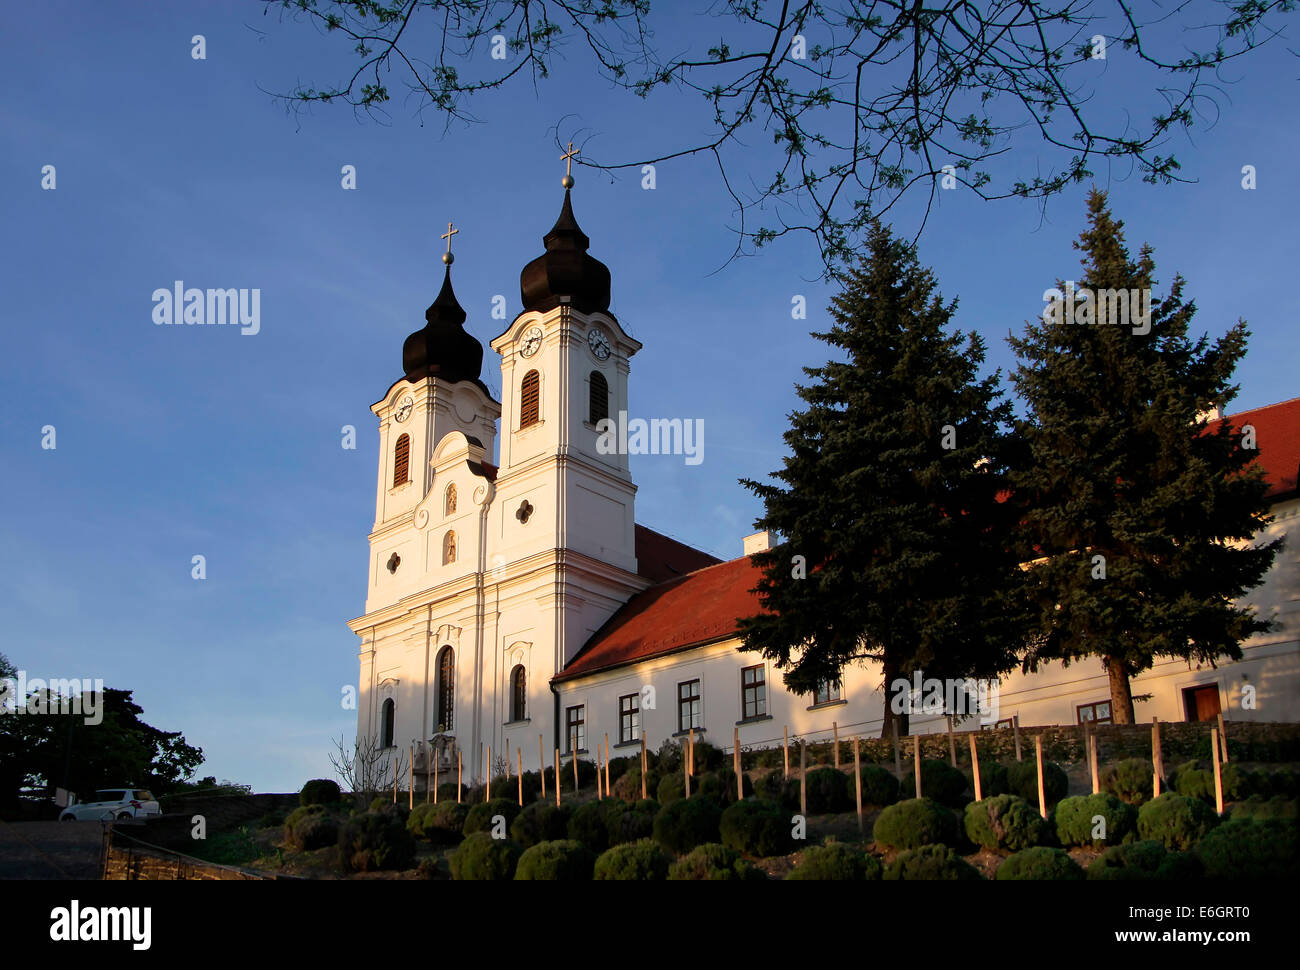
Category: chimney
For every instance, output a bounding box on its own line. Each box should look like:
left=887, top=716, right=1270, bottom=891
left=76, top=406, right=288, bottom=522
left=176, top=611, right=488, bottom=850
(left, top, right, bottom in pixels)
left=743, top=530, right=773, bottom=555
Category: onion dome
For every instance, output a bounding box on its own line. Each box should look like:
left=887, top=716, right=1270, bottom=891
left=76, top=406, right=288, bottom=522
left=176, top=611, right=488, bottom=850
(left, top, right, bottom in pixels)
left=402, top=265, right=485, bottom=386
left=519, top=189, right=612, bottom=315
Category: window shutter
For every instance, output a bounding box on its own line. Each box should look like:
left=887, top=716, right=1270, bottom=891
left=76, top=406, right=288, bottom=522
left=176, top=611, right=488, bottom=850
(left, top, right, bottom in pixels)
left=520, top=370, right=540, bottom=427
left=393, top=434, right=410, bottom=487
left=589, top=371, right=609, bottom=424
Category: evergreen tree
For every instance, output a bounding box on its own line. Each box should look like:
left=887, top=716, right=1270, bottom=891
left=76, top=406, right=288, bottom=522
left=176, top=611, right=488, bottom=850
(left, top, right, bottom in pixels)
left=1008, top=189, right=1280, bottom=723
left=738, top=222, right=1027, bottom=736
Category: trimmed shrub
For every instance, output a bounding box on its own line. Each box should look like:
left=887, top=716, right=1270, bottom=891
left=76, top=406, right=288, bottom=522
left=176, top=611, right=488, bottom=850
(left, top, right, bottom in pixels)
left=1173, top=761, right=1255, bottom=803
left=463, top=797, right=523, bottom=837
left=567, top=801, right=611, bottom=853
left=435, top=782, right=461, bottom=803
left=966, top=761, right=1010, bottom=798
left=339, top=811, right=417, bottom=872
left=510, top=801, right=572, bottom=847
left=802, top=767, right=852, bottom=813
left=719, top=798, right=794, bottom=857
left=1228, top=795, right=1297, bottom=823
left=604, top=799, right=658, bottom=846
left=699, top=767, right=754, bottom=806
left=593, top=839, right=671, bottom=880
left=299, top=779, right=341, bottom=807
left=544, top=757, right=598, bottom=793
left=613, top=763, right=657, bottom=803
left=407, top=801, right=469, bottom=845
left=514, top=839, right=596, bottom=880
left=415, top=856, right=444, bottom=880
left=1263, top=768, right=1299, bottom=798
left=1088, top=840, right=1203, bottom=880
left=857, top=764, right=900, bottom=808
left=883, top=844, right=982, bottom=880
left=607, top=757, right=634, bottom=786
left=786, top=842, right=883, bottom=880
left=1054, top=793, right=1138, bottom=848
left=487, top=771, right=542, bottom=806
left=995, top=846, right=1084, bottom=881
left=668, top=842, right=764, bottom=881
left=873, top=798, right=958, bottom=850
left=688, top=740, right=726, bottom=773
left=653, top=795, right=723, bottom=854
left=1137, top=793, right=1219, bottom=850
left=1194, top=819, right=1299, bottom=880
left=1007, top=759, right=1068, bottom=807
left=657, top=772, right=688, bottom=806
left=449, top=832, right=522, bottom=880
left=1101, top=758, right=1156, bottom=806
left=963, top=795, right=1051, bottom=851
left=755, top=771, right=800, bottom=810
left=900, top=760, right=969, bottom=809
left=284, top=805, right=339, bottom=851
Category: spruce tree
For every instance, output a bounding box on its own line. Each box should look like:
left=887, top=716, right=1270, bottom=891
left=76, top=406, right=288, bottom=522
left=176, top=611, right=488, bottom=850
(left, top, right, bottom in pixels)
left=738, top=222, right=1027, bottom=736
left=1008, top=189, right=1280, bottom=723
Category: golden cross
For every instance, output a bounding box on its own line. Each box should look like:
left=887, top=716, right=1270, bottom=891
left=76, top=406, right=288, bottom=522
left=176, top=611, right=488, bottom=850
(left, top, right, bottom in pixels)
left=441, top=221, right=459, bottom=255
left=561, top=142, right=580, bottom=179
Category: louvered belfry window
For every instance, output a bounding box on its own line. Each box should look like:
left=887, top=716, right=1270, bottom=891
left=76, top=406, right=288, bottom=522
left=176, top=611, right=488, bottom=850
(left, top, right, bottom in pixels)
left=589, top=371, right=609, bottom=425
left=393, top=433, right=410, bottom=487
left=520, top=370, right=540, bottom=427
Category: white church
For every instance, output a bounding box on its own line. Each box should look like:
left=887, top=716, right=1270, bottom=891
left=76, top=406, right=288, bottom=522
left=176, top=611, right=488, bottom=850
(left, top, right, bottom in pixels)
left=348, top=175, right=1300, bottom=789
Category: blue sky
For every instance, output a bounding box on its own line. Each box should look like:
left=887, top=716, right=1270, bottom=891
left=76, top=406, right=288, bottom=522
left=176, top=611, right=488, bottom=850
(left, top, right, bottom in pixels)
left=2, top=1, right=1295, bottom=792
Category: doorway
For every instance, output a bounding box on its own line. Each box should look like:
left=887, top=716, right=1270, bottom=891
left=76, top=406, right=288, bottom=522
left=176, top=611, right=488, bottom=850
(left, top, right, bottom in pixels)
left=1182, top=684, right=1221, bottom=722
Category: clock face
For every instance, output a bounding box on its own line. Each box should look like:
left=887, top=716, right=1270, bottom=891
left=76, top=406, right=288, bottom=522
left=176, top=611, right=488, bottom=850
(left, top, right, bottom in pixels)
left=587, top=328, right=611, bottom=361
left=521, top=326, right=544, bottom=358
left=394, top=396, right=413, bottom=422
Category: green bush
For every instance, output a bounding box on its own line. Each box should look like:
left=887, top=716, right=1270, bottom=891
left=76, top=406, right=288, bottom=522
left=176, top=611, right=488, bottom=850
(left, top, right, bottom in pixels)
left=283, top=805, right=339, bottom=851
left=1173, top=761, right=1254, bottom=803
left=1137, top=793, right=1220, bottom=850
left=449, top=832, right=523, bottom=880
left=755, top=771, right=800, bottom=810
left=1054, top=793, right=1138, bottom=848
left=1194, top=819, right=1299, bottom=880
left=593, top=839, right=671, bottom=880
left=510, top=801, right=572, bottom=847
left=567, top=801, right=611, bottom=853
left=857, top=765, right=900, bottom=808
left=463, top=797, right=523, bottom=837
left=873, top=798, right=958, bottom=850
left=544, top=758, right=598, bottom=793
left=802, top=767, right=852, bottom=813
left=995, top=847, right=1084, bottom=881
left=407, top=801, right=469, bottom=845
left=613, top=763, right=657, bottom=802
left=1087, top=840, right=1203, bottom=880
left=435, top=782, right=461, bottom=803
left=966, top=762, right=1010, bottom=798
left=299, top=779, right=342, bottom=807
left=883, top=844, right=982, bottom=880
left=699, top=767, right=754, bottom=806
left=963, top=795, right=1051, bottom=851
left=604, top=799, right=658, bottom=846
left=900, top=760, right=969, bottom=809
left=1263, top=768, right=1299, bottom=798
left=606, top=757, right=634, bottom=786
left=487, top=771, right=541, bottom=806
left=719, top=798, right=794, bottom=857
left=657, top=771, right=688, bottom=805
left=688, top=740, right=726, bottom=773
left=1101, top=758, right=1155, bottom=806
left=668, top=843, right=764, bottom=881
left=786, top=842, right=883, bottom=880
left=1227, top=795, right=1297, bottom=823
left=339, top=811, right=417, bottom=872
left=1007, top=759, right=1069, bottom=807
left=653, top=795, right=723, bottom=854
left=514, top=839, right=596, bottom=880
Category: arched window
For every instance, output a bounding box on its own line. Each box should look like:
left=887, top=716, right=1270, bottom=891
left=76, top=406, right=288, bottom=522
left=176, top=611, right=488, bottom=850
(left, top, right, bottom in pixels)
left=444, top=482, right=457, bottom=516
left=380, top=698, right=395, bottom=748
left=510, top=665, right=527, bottom=722
left=589, top=371, right=609, bottom=425
left=520, top=370, right=540, bottom=427
left=443, top=530, right=457, bottom=565
left=393, top=433, right=410, bottom=487
left=436, top=647, right=455, bottom=732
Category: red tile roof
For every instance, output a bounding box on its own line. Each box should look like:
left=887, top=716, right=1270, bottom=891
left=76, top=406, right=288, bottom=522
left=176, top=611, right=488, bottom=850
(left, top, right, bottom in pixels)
left=634, top=524, right=722, bottom=583
left=557, top=396, right=1299, bottom=683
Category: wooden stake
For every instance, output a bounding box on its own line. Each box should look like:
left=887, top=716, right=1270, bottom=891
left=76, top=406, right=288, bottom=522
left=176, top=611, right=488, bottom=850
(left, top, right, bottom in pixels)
left=434, top=749, right=439, bottom=805
left=393, top=757, right=399, bottom=803
left=554, top=748, right=561, bottom=807
left=539, top=734, right=546, bottom=798
left=891, top=718, right=901, bottom=775
left=946, top=716, right=956, bottom=767
left=1013, top=715, right=1023, bottom=762
left=853, top=736, right=863, bottom=835
left=1217, top=712, right=1229, bottom=764
left=457, top=750, right=462, bottom=804
left=1211, top=727, right=1224, bottom=815
left=486, top=745, right=491, bottom=801
left=969, top=734, right=982, bottom=802
left=799, top=741, right=807, bottom=815
left=640, top=731, right=647, bottom=799
left=783, top=726, right=790, bottom=780
left=688, top=728, right=695, bottom=776
left=734, top=726, right=743, bottom=801
left=572, top=747, right=579, bottom=792
left=913, top=734, right=922, bottom=799
left=833, top=722, right=840, bottom=768
left=425, top=742, right=432, bottom=805
left=596, top=748, right=603, bottom=800
left=1152, top=718, right=1163, bottom=797
left=517, top=748, right=523, bottom=807
left=1089, top=733, right=1100, bottom=795
left=409, top=744, right=415, bottom=811
left=605, top=734, right=611, bottom=794
left=1034, top=735, right=1047, bottom=819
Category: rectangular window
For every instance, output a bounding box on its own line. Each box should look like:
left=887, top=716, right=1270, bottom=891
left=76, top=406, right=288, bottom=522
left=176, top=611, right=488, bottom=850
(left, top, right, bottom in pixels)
left=677, top=679, right=702, bottom=733
left=565, top=704, right=586, bottom=753
left=813, top=678, right=842, bottom=706
left=619, top=693, right=640, bottom=745
left=741, top=665, right=767, bottom=720
left=1076, top=701, right=1112, bottom=725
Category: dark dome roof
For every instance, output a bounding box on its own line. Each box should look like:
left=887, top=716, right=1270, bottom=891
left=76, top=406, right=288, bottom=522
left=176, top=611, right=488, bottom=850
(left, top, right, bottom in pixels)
left=520, top=189, right=612, bottom=315
left=402, top=267, right=485, bottom=386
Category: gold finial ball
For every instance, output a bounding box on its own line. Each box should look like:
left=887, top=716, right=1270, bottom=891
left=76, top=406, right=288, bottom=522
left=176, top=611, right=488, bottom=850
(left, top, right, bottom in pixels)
left=562, top=174, right=575, bottom=189
left=442, top=251, right=454, bottom=265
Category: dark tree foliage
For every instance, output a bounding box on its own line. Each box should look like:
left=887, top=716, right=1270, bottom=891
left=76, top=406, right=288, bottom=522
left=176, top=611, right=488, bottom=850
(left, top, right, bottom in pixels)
left=737, top=222, right=1028, bottom=735
left=1007, top=189, right=1280, bottom=723
left=262, top=0, right=1294, bottom=268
